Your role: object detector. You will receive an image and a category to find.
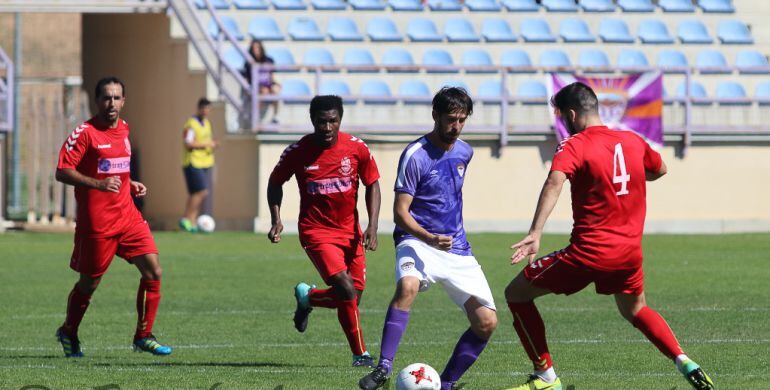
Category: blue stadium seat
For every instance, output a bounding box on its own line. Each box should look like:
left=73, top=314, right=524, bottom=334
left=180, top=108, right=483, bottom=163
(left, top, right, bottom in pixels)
left=581, top=0, right=615, bottom=12
left=312, top=0, right=347, bottom=9
left=208, top=17, right=244, bottom=41
left=560, top=18, right=595, bottom=42
left=407, top=19, right=443, bottom=42
left=423, top=49, right=456, bottom=73
left=360, top=80, right=395, bottom=104
left=441, top=80, right=470, bottom=91
left=382, top=48, right=416, bottom=72
left=542, top=0, right=577, bottom=12
left=428, top=0, right=463, bottom=11
left=223, top=46, right=246, bottom=70
left=350, top=0, right=387, bottom=9
left=617, top=49, right=649, bottom=69
left=266, top=47, right=296, bottom=72
left=501, top=49, right=534, bottom=72
left=539, top=49, right=571, bottom=68
left=735, top=50, right=770, bottom=74
left=367, top=18, right=402, bottom=42
left=248, top=17, right=284, bottom=41
left=659, top=0, right=695, bottom=12
left=343, top=48, right=376, bottom=72
left=579, top=49, right=610, bottom=70
left=196, top=0, right=230, bottom=9
left=756, top=82, right=770, bottom=104
left=516, top=80, right=547, bottom=101
left=288, top=17, right=324, bottom=41
left=302, top=48, right=335, bottom=67
left=280, top=79, right=312, bottom=103
left=520, top=19, right=556, bottom=42
left=599, top=19, right=634, bottom=43
left=272, top=0, right=307, bottom=9
left=319, top=80, right=351, bottom=97
left=675, top=81, right=707, bottom=98
left=477, top=79, right=508, bottom=103
left=696, top=50, right=730, bottom=74
left=462, top=49, right=495, bottom=73
left=466, top=0, right=501, bottom=12
left=389, top=0, right=423, bottom=10
left=502, top=0, right=539, bottom=11
left=445, top=18, right=480, bottom=42
left=617, top=0, right=654, bottom=12
left=715, top=81, right=749, bottom=104
left=233, top=0, right=269, bottom=9
left=399, top=80, right=432, bottom=104
left=717, top=20, right=753, bottom=44
left=638, top=19, right=674, bottom=44
left=678, top=20, right=713, bottom=44
left=698, top=0, right=734, bottom=13
left=482, top=18, right=516, bottom=42
left=657, top=50, right=689, bottom=72
left=327, top=17, right=363, bottom=41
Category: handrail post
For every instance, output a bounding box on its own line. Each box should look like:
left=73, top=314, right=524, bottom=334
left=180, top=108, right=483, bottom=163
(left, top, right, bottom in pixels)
left=251, top=65, right=259, bottom=132
left=499, top=68, right=508, bottom=149
left=684, top=68, right=692, bottom=157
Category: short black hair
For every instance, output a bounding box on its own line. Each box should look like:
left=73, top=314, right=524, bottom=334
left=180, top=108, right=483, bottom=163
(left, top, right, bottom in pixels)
left=94, top=76, right=125, bottom=99
left=309, top=95, right=344, bottom=119
left=198, top=97, right=211, bottom=108
left=550, top=82, right=598, bottom=115
left=432, top=86, right=473, bottom=116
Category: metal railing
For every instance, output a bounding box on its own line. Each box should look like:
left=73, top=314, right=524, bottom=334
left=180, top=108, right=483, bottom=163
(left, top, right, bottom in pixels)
left=0, top=47, right=14, bottom=133
left=0, top=0, right=167, bottom=13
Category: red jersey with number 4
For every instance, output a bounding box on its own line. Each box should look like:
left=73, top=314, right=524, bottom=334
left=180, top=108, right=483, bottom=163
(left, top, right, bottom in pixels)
left=269, top=132, right=380, bottom=245
left=57, top=118, right=143, bottom=237
left=550, top=126, right=663, bottom=270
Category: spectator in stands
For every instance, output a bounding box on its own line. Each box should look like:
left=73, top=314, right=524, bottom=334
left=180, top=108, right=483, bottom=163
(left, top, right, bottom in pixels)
left=180, top=98, right=217, bottom=233
left=242, top=39, right=281, bottom=124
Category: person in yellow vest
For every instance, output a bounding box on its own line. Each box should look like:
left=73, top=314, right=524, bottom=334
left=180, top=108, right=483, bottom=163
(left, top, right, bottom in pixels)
left=180, top=98, right=218, bottom=232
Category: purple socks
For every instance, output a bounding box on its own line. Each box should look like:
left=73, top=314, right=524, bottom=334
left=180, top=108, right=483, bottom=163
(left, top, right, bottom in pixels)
left=377, top=306, right=410, bottom=374
left=440, top=328, right=489, bottom=389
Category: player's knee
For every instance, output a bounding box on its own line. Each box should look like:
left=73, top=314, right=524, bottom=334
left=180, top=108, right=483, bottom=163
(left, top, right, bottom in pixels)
left=472, top=314, right=498, bottom=339
left=392, top=278, right=419, bottom=308
left=504, top=280, right=526, bottom=303
left=330, top=275, right=356, bottom=300
left=77, top=276, right=101, bottom=294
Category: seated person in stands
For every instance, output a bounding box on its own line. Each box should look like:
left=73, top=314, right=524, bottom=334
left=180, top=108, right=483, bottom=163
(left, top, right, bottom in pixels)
left=241, top=39, right=281, bottom=124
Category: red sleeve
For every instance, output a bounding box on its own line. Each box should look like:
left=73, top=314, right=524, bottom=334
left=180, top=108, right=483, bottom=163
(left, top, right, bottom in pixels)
left=57, top=124, right=90, bottom=170
left=642, top=141, right=663, bottom=173
left=357, top=141, right=380, bottom=186
left=550, top=136, right=582, bottom=179
left=268, top=143, right=299, bottom=185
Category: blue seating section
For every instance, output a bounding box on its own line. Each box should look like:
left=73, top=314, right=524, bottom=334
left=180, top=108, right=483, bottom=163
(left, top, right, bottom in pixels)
left=233, top=0, right=269, bottom=9
left=327, top=17, right=363, bottom=41
left=617, top=0, right=655, bottom=12
left=311, top=0, right=346, bottom=10
left=696, top=50, right=730, bottom=74
left=717, top=20, right=753, bottom=44
left=407, top=18, right=442, bottom=42
left=638, top=20, right=674, bottom=44
left=287, top=17, right=323, bottom=41
left=756, top=82, right=770, bottom=103
left=539, top=49, right=571, bottom=67
left=599, top=19, right=634, bottom=43
left=466, top=0, right=501, bottom=12
left=579, top=49, right=610, bottom=69
left=581, top=0, right=614, bottom=12
left=735, top=50, right=770, bottom=74
left=699, top=0, right=735, bottom=13
left=360, top=80, right=395, bottom=104
left=541, top=0, right=577, bottom=12
left=502, top=0, right=539, bottom=12
left=481, top=19, right=516, bottom=42
left=659, top=0, right=695, bottom=12
left=367, top=18, right=402, bottom=42
left=248, top=17, right=283, bottom=41
left=445, top=18, right=480, bottom=42
left=208, top=16, right=244, bottom=40
left=520, top=19, right=556, bottom=42
left=678, top=20, right=713, bottom=44
left=617, top=49, right=649, bottom=69
left=716, top=81, right=748, bottom=102
left=560, top=19, right=595, bottom=43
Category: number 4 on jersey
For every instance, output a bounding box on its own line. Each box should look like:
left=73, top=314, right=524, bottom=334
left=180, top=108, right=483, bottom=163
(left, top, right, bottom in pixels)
left=613, top=143, right=630, bottom=196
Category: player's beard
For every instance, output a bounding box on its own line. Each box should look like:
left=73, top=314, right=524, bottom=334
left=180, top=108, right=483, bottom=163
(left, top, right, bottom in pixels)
left=563, top=117, right=578, bottom=136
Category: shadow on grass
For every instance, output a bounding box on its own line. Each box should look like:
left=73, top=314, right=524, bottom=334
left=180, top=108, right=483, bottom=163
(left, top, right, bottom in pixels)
left=2, top=355, right=68, bottom=360
left=93, top=361, right=296, bottom=368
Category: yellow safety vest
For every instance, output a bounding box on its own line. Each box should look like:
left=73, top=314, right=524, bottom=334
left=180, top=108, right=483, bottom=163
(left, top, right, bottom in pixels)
left=182, top=116, right=214, bottom=168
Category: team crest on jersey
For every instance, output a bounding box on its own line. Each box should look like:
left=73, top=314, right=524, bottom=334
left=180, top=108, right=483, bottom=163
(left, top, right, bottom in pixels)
left=339, top=156, right=352, bottom=175
left=124, top=138, right=132, bottom=155
left=456, top=163, right=466, bottom=178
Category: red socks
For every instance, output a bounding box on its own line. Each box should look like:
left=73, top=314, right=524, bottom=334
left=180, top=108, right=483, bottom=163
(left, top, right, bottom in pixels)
left=135, top=279, right=161, bottom=340
left=309, top=287, right=339, bottom=309
left=63, top=284, right=92, bottom=336
left=508, top=301, right=553, bottom=371
left=632, top=306, right=684, bottom=360
left=337, top=299, right=366, bottom=356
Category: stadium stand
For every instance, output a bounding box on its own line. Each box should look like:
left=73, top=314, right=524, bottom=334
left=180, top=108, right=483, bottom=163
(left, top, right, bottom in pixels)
left=287, top=17, right=323, bottom=41
left=350, top=0, right=387, bottom=10
left=466, top=0, right=501, bottom=12
left=699, top=0, right=735, bottom=13
left=696, top=50, right=730, bottom=74
left=735, top=50, right=770, bottom=74
left=501, top=0, right=539, bottom=12
left=271, top=0, right=306, bottom=10
left=579, top=49, right=611, bottom=69
left=233, top=0, right=269, bottom=10
left=659, top=0, right=696, bottom=13
left=311, top=0, right=347, bottom=10
left=617, top=49, right=650, bottom=69
left=581, top=0, right=615, bottom=12
left=560, top=19, right=596, bottom=43
left=520, top=18, right=556, bottom=42
left=407, top=18, right=443, bottom=42
left=617, top=0, right=655, bottom=12
left=462, top=49, right=495, bottom=72
left=343, top=48, right=376, bottom=72
left=599, top=19, right=635, bottom=43
left=445, top=18, right=480, bottom=42
left=247, top=17, right=283, bottom=41
left=327, top=17, right=363, bottom=41
left=208, top=16, right=243, bottom=40
left=481, top=18, right=517, bottom=42
left=678, top=20, right=714, bottom=44
left=367, top=18, right=403, bottom=42
left=541, top=0, right=578, bottom=12
left=638, top=19, right=675, bottom=44
left=717, top=20, right=753, bottom=44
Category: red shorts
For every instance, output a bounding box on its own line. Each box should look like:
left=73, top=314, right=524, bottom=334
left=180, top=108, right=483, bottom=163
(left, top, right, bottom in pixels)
left=303, top=241, right=366, bottom=291
left=70, top=220, right=158, bottom=278
left=523, top=249, right=644, bottom=296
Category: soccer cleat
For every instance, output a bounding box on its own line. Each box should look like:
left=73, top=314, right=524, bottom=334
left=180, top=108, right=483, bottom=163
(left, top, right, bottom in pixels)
left=178, top=218, right=197, bottom=233
left=359, top=365, right=390, bottom=390
left=293, top=282, right=313, bottom=333
left=505, top=375, right=562, bottom=390
left=679, top=360, right=714, bottom=389
left=55, top=327, right=83, bottom=358
left=133, top=335, right=172, bottom=355
left=352, top=352, right=375, bottom=368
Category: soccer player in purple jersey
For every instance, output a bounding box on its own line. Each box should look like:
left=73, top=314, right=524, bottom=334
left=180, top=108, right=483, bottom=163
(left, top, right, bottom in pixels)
left=359, top=88, right=498, bottom=390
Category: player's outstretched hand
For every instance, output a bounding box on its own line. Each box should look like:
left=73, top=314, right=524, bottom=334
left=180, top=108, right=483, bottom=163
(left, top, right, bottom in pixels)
left=130, top=181, right=148, bottom=198
left=511, top=234, right=540, bottom=265
left=98, top=176, right=122, bottom=193
left=363, top=226, right=378, bottom=251
left=268, top=222, right=283, bottom=243
left=429, top=234, right=453, bottom=252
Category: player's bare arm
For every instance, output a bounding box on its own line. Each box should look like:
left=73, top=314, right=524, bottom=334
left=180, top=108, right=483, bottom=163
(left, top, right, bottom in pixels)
left=646, top=160, right=668, bottom=181
left=184, top=128, right=218, bottom=150
left=511, top=170, right=567, bottom=265
left=130, top=181, right=148, bottom=198
left=266, top=182, right=284, bottom=243
left=394, top=192, right=452, bottom=251
left=363, top=180, right=381, bottom=251
left=55, top=168, right=121, bottom=193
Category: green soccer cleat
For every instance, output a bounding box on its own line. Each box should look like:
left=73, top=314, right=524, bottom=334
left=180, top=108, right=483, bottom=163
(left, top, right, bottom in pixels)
left=504, top=375, right=562, bottom=390
left=679, top=359, right=714, bottom=389
left=178, top=218, right=197, bottom=233
left=352, top=352, right=375, bottom=368
left=293, top=282, right=313, bottom=333
left=55, top=327, right=83, bottom=358
left=133, top=335, right=172, bottom=356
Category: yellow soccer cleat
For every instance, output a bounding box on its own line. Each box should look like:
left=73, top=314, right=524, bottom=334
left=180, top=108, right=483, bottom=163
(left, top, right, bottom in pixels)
left=505, top=375, right=562, bottom=390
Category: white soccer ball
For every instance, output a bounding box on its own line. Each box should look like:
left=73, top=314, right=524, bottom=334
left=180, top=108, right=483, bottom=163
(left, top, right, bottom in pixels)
left=196, top=214, right=216, bottom=233
left=395, top=363, right=441, bottom=390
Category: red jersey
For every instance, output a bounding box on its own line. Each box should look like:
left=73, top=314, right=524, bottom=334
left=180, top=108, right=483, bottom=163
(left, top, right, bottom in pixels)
left=269, top=132, right=380, bottom=245
left=550, top=126, right=663, bottom=270
left=57, top=118, right=143, bottom=237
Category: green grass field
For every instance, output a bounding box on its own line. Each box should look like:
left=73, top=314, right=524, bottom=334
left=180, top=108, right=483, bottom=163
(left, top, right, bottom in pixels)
left=1, top=232, right=768, bottom=389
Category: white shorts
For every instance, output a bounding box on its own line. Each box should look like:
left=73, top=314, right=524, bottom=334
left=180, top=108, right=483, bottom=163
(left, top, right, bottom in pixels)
left=395, top=239, right=496, bottom=313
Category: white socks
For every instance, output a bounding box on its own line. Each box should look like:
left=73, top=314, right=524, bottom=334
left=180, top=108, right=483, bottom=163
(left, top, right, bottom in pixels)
left=675, top=354, right=691, bottom=373
left=535, top=366, right=557, bottom=383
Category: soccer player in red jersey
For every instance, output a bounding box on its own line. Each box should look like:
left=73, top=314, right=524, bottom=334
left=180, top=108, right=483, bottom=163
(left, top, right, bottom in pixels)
left=54, top=77, right=171, bottom=357
left=503, top=83, right=713, bottom=390
left=267, top=95, right=381, bottom=367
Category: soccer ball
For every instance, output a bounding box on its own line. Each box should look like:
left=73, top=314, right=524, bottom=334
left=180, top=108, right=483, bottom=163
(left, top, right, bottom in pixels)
left=395, top=363, right=441, bottom=390
left=196, top=214, right=216, bottom=233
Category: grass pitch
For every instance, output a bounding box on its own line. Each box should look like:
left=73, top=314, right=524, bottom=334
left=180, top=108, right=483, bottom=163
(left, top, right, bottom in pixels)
left=1, top=232, right=768, bottom=389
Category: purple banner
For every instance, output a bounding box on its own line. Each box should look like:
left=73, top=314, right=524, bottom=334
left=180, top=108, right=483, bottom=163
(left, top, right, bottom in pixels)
left=548, top=72, right=664, bottom=148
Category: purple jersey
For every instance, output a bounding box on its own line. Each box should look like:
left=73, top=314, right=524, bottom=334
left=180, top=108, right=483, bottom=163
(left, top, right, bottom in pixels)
left=393, top=136, right=473, bottom=256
